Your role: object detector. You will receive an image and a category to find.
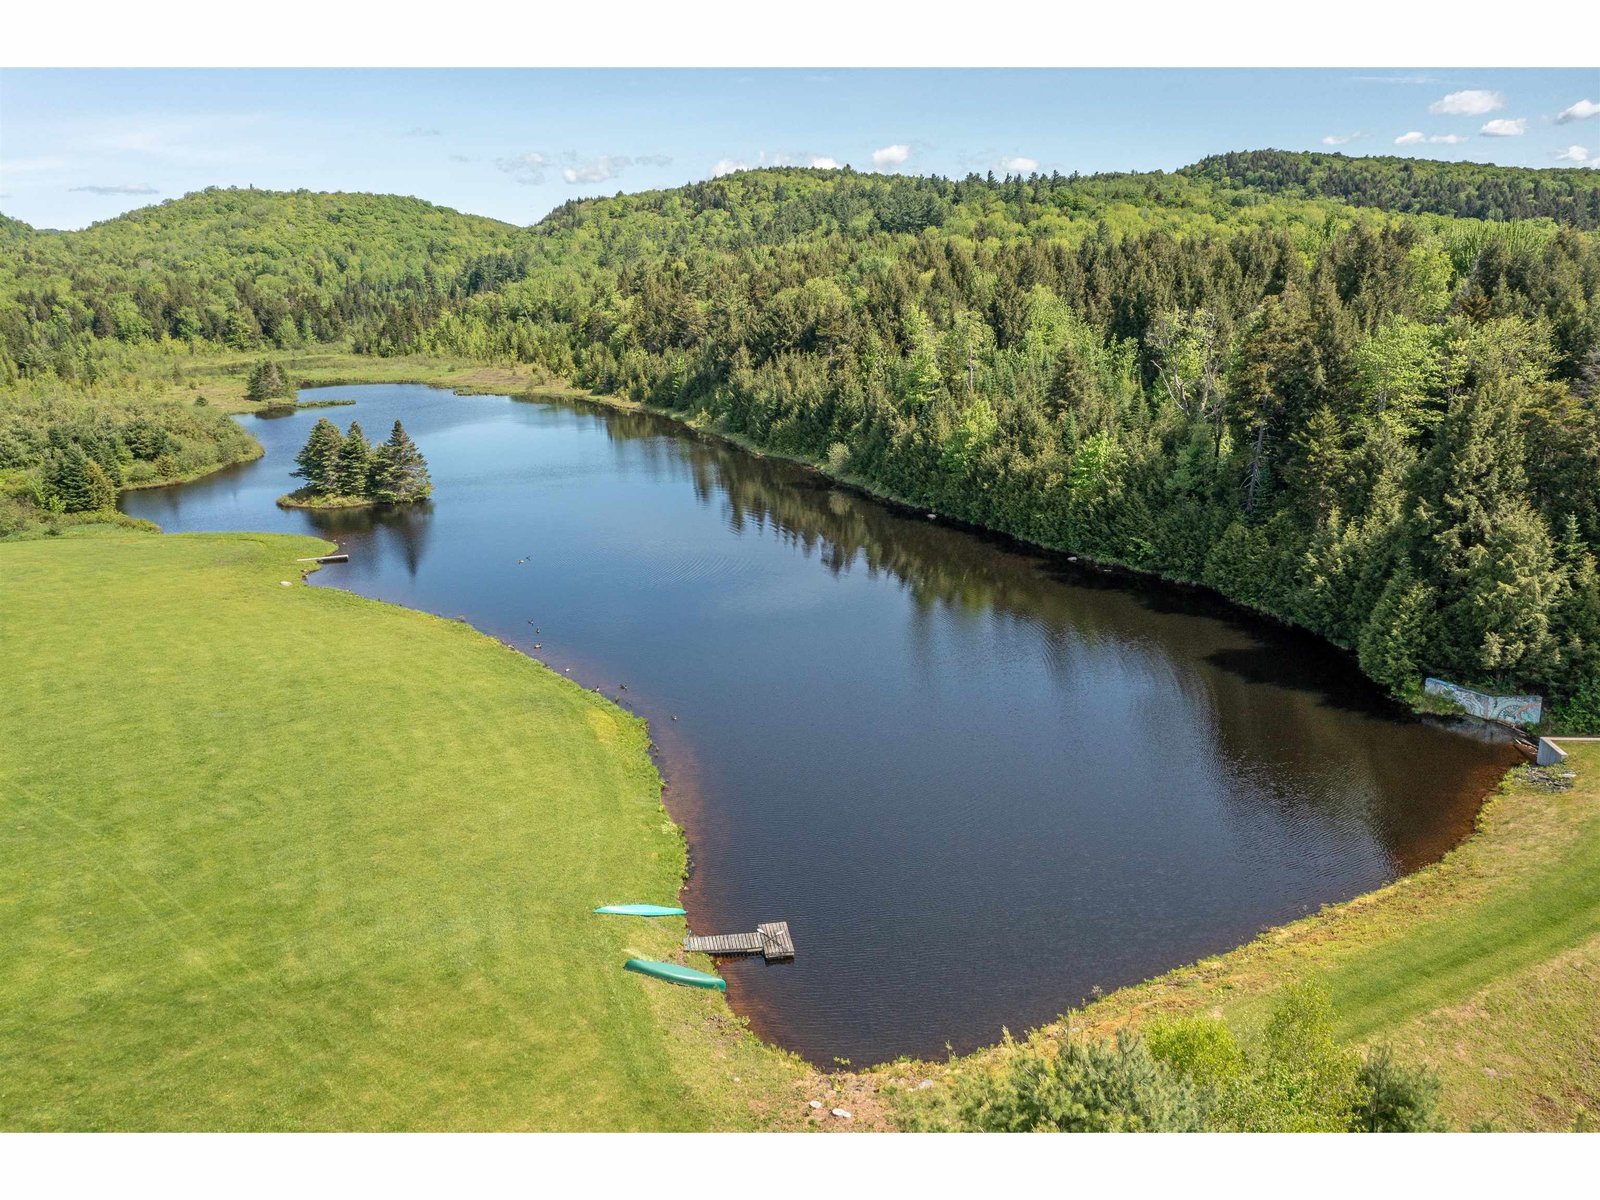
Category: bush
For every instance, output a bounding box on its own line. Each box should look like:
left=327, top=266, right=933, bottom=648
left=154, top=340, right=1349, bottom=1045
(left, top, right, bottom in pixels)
left=916, top=1029, right=1209, bottom=1132
left=1351, top=1045, right=1445, bottom=1132
left=908, top=984, right=1446, bottom=1132
left=1144, top=1014, right=1247, bottom=1089
left=1212, top=981, right=1364, bottom=1132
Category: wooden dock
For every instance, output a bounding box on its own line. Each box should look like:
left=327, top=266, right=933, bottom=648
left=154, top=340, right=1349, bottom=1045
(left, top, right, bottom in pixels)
left=684, top=921, right=794, bottom=962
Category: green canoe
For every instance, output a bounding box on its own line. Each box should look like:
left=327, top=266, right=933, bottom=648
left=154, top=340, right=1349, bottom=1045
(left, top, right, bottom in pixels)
left=624, top=959, right=726, bottom=990
left=593, top=904, right=687, bottom=917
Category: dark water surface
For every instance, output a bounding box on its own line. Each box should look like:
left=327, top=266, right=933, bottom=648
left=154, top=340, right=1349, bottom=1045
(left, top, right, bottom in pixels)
left=124, top=384, right=1518, bottom=1065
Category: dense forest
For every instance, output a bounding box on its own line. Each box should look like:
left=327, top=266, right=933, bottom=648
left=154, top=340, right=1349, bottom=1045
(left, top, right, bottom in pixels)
left=1184, top=151, right=1600, bottom=228
left=3, top=151, right=1598, bottom=725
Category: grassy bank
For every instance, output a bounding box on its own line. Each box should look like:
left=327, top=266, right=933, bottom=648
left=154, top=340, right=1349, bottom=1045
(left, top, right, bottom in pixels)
left=0, top=529, right=804, bottom=1131
left=879, top=748, right=1600, bottom=1131
left=159, top=347, right=580, bottom=415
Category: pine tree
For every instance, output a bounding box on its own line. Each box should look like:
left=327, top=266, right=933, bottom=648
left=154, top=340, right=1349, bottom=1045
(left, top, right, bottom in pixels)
left=1291, top=405, right=1348, bottom=526
left=1553, top=517, right=1600, bottom=698
left=370, top=420, right=432, bottom=503
left=1420, top=379, right=1561, bottom=686
left=292, top=417, right=346, bottom=495
left=338, top=422, right=373, bottom=498
left=84, top=458, right=117, bottom=511
left=45, top=445, right=97, bottom=512
left=245, top=359, right=292, bottom=402
left=1358, top=567, right=1437, bottom=697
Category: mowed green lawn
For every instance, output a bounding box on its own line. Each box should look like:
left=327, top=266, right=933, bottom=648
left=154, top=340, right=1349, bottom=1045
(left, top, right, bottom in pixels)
left=0, top=530, right=799, bottom=1130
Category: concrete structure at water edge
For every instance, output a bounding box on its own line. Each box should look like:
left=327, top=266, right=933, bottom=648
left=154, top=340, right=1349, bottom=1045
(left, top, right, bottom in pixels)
left=1424, top=677, right=1543, bottom=727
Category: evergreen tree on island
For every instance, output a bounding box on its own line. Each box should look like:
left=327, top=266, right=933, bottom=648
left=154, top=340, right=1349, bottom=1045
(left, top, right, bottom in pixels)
left=370, top=420, right=433, bottom=503
left=337, top=421, right=373, bottom=493
left=291, top=417, right=346, bottom=495
left=286, top=417, right=430, bottom=506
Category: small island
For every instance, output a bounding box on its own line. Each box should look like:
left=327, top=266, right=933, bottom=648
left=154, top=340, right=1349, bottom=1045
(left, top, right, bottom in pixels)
left=277, top=417, right=433, bottom=509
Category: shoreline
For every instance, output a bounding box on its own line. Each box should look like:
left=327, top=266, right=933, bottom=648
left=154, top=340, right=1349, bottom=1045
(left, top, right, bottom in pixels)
left=539, top=385, right=1545, bottom=739
left=117, top=439, right=266, bottom=493
left=95, top=359, right=1585, bottom=1127
left=277, top=492, right=381, bottom=510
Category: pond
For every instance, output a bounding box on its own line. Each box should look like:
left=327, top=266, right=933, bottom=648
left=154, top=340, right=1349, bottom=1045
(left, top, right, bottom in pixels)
left=123, top=383, right=1519, bottom=1066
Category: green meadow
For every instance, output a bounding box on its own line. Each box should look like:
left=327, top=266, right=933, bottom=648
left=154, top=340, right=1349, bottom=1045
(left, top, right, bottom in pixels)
left=0, top=529, right=801, bottom=1131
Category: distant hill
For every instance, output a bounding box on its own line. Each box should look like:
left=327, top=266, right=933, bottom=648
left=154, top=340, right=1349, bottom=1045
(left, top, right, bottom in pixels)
left=1, top=189, right=514, bottom=349
left=0, top=214, right=35, bottom=242
left=4, top=160, right=1599, bottom=715
left=1183, top=150, right=1600, bottom=228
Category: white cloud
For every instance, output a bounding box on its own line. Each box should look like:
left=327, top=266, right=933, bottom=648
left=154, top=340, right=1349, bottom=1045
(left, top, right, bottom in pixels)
left=501, top=152, right=674, bottom=185
left=562, top=154, right=630, bottom=184
left=1399, top=129, right=1497, bottom=148
left=712, top=157, right=750, bottom=177
left=765, top=152, right=841, bottom=169
left=494, top=151, right=550, bottom=184
left=68, top=183, right=159, bottom=195
left=1480, top=118, right=1527, bottom=137
left=1555, top=145, right=1592, bottom=163
left=1557, top=99, right=1600, bottom=124
left=1321, top=133, right=1358, bottom=145
left=871, top=143, right=911, bottom=170
left=1429, top=89, right=1504, bottom=116
left=998, top=155, right=1039, bottom=173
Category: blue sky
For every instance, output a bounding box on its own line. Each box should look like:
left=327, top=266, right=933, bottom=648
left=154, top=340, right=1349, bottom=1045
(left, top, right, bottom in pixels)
left=1, top=68, right=1596, bottom=230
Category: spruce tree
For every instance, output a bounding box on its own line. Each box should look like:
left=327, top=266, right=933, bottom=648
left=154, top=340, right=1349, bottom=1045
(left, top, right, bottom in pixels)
left=338, top=422, right=373, bottom=498
left=292, top=418, right=346, bottom=495
left=370, top=420, right=432, bottom=503
left=84, top=458, right=118, bottom=511
left=1420, top=379, right=1561, bottom=687
left=1358, top=567, right=1437, bottom=696
left=45, top=445, right=97, bottom=512
left=245, top=359, right=291, bottom=402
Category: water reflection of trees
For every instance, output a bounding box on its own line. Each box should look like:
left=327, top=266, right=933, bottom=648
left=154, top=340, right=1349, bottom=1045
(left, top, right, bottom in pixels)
left=567, top=395, right=1514, bottom=871
left=307, top=500, right=435, bottom=579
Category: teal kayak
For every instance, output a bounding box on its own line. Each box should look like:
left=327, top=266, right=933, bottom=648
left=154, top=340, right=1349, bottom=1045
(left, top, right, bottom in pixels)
left=624, top=959, right=726, bottom=990
left=594, top=904, right=686, bottom=917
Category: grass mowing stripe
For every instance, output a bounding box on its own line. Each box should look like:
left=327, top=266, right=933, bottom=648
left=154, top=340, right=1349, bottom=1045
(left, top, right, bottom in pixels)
left=0, top=529, right=801, bottom=1130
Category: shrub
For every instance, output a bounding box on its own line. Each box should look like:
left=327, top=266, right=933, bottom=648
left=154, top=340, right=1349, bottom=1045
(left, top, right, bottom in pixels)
left=920, top=1029, right=1209, bottom=1132
left=1351, top=1045, right=1445, bottom=1132
left=1144, top=1014, right=1247, bottom=1089
left=1212, top=981, right=1364, bottom=1132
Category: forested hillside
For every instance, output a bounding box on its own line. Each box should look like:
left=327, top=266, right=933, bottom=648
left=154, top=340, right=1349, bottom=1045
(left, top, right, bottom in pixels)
left=4, top=154, right=1598, bottom=724
left=0, top=189, right=511, bottom=379
left=1185, top=151, right=1600, bottom=228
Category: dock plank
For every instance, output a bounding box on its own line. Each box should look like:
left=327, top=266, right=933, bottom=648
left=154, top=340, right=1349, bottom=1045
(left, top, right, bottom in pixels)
left=684, top=931, right=762, bottom=954
left=757, top=922, right=795, bottom=960
left=684, top=921, right=795, bottom=960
